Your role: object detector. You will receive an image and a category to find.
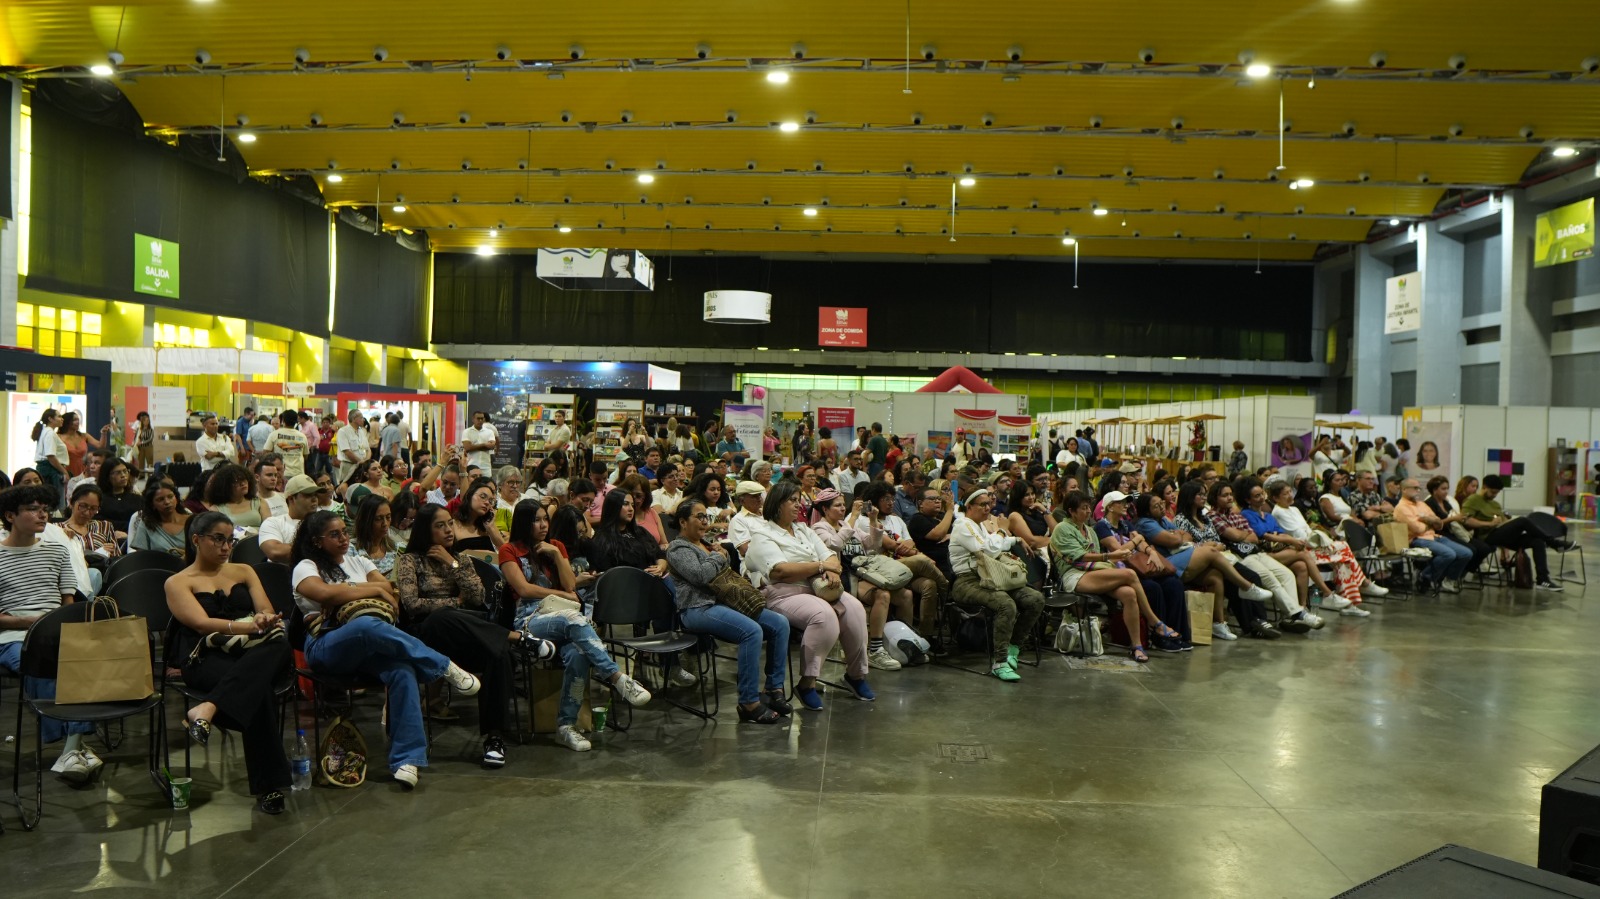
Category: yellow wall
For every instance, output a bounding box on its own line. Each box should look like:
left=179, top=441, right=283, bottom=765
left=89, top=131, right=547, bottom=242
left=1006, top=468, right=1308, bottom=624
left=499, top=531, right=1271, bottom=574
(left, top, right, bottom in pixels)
left=423, top=358, right=467, bottom=393
left=289, top=332, right=326, bottom=384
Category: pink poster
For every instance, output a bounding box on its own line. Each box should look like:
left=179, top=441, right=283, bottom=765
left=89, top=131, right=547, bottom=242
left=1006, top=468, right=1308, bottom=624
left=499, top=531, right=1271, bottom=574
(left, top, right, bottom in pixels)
left=816, top=407, right=855, bottom=434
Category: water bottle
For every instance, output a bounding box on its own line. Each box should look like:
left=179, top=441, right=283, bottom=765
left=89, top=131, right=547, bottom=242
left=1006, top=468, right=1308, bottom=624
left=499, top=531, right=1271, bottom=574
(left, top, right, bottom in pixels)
left=290, top=729, right=312, bottom=791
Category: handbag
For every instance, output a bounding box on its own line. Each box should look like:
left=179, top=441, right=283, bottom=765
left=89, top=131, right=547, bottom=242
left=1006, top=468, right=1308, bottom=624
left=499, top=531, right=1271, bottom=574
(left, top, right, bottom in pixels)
left=310, top=597, right=398, bottom=636
left=809, top=573, right=844, bottom=602
left=188, top=616, right=286, bottom=665
left=973, top=550, right=1029, bottom=593
left=55, top=597, right=155, bottom=705
left=1375, top=521, right=1412, bottom=555
left=1126, top=546, right=1175, bottom=579
left=536, top=595, right=583, bottom=617
left=318, top=715, right=368, bottom=788
left=707, top=567, right=768, bottom=619
left=852, top=554, right=913, bottom=591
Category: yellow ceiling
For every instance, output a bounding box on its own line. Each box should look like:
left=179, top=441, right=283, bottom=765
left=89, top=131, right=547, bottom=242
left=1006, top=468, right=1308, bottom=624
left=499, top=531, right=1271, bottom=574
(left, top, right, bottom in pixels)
left=7, top=0, right=1600, bottom=261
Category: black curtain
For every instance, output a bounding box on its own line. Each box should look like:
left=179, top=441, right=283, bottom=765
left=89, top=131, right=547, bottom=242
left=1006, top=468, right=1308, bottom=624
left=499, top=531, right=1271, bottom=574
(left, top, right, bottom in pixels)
left=25, top=92, right=329, bottom=335
left=0, top=81, right=14, bottom=219
left=333, top=222, right=429, bottom=349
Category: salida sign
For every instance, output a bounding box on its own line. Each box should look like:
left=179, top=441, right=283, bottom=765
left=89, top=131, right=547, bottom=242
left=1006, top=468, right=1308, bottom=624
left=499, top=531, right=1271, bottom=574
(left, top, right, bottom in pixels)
left=818, top=306, right=867, bottom=347
left=134, top=233, right=180, bottom=299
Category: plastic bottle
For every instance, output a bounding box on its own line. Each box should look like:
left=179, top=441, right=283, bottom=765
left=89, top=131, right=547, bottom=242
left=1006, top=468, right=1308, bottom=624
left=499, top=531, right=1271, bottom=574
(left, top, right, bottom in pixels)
left=291, top=729, right=312, bottom=791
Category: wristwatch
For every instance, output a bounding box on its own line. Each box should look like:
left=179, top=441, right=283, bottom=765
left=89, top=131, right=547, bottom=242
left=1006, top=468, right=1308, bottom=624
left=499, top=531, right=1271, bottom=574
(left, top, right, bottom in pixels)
left=449, top=561, right=460, bottom=570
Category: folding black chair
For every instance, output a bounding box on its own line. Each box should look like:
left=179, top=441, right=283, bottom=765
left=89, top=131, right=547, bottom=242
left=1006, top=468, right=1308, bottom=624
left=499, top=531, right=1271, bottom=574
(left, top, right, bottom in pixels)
left=229, top=535, right=267, bottom=566
left=1341, top=520, right=1413, bottom=599
left=11, top=601, right=166, bottom=830
left=591, top=568, right=716, bottom=726
left=104, top=551, right=186, bottom=593
left=1529, top=511, right=1585, bottom=586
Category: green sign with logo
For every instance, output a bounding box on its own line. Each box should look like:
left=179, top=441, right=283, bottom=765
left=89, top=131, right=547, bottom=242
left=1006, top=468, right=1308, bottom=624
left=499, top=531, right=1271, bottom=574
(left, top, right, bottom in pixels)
left=1534, top=198, right=1594, bottom=269
left=134, top=233, right=180, bottom=298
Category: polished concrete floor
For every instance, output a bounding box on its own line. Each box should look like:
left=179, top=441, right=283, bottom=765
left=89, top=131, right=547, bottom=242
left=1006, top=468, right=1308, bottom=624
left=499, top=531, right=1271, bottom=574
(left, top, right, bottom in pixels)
left=4, top=534, right=1596, bottom=898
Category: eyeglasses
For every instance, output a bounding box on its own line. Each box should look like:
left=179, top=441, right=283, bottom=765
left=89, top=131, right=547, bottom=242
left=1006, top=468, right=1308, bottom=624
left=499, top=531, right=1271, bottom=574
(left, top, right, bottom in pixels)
left=321, top=529, right=350, bottom=542
left=697, top=513, right=715, bottom=523
left=16, top=504, right=48, bottom=515
left=198, top=533, right=238, bottom=547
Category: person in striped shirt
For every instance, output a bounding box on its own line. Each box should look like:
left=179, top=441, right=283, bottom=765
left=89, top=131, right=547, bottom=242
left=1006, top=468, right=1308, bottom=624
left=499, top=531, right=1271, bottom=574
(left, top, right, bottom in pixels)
left=0, top=484, right=101, bottom=784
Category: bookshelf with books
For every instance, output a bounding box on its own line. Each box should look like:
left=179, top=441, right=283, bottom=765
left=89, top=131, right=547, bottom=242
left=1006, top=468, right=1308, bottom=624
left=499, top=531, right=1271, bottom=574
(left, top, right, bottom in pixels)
left=521, top=393, right=576, bottom=471
left=1549, top=445, right=1579, bottom=518
left=594, top=398, right=644, bottom=475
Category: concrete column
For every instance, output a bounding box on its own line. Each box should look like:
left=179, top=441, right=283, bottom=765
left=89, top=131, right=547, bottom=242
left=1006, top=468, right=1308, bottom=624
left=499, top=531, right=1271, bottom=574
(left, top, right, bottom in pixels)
left=1, top=81, right=20, bottom=346
left=1499, top=190, right=1553, bottom=405
left=1351, top=244, right=1392, bottom=413
left=1416, top=222, right=1465, bottom=404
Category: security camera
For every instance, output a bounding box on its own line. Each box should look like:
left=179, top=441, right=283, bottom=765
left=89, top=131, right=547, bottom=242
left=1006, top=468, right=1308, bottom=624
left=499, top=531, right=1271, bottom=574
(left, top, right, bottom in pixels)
left=1347, top=206, right=1358, bottom=215
left=1168, top=201, right=1179, bottom=211
left=1139, top=47, right=1156, bottom=64
left=813, top=161, right=824, bottom=171
left=1358, top=170, right=1371, bottom=182
left=309, top=113, right=324, bottom=126
left=1122, top=165, right=1135, bottom=178
left=446, top=222, right=456, bottom=229
left=569, top=44, right=584, bottom=60
left=373, top=46, right=388, bottom=62
left=1173, top=230, right=1183, bottom=238
left=1006, top=45, right=1022, bottom=62
left=1213, top=167, right=1226, bottom=179
left=496, top=45, right=512, bottom=61
left=911, top=113, right=923, bottom=125
left=1342, top=121, right=1357, bottom=136
left=695, top=43, right=710, bottom=59
left=921, top=44, right=936, bottom=61
left=559, top=111, right=572, bottom=123
left=108, top=50, right=125, bottom=66
left=236, top=113, right=250, bottom=126
left=563, top=196, right=572, bottom=203
left=1089, top=115, right=1103, bottom=128
left=1132, top=230, right=1141, bottom=238
left=761, top=197, right=771, bottom=205
left=747, top=160, right=758, bottom=170
left=682, top=196, right=692, bottom=204
left=1010, top=228, right=1018, bottom=235
left=1242, top=231, right=1251, bottom=240
left=894, top=226, right=903, bottom=234
left=899, top=198, right=908, bottom=206
left=805, top=111, right=817, bottom=124
left=1215, top=203, right=1227, bottom=213
left=512, top=195, right=523, bottom=204
left=1520, top=125, right=1535, bottom=139
left=389, top=159, right=401, bottom=170
left=963, top=163, right=975, bottom=174
left=1288, top=232, right=1298, bottom=240
left=655, top=160, right=666, bottom=170
left=620, top=110, right=634, bottom=123
left=725, top=110, right=738, bottom=123
left=904, top=163, right=914, bottom=172
left=517, top=159, right=528, bottom=170
left=1029, top=199, right=1038, bottom=208
left=451, top=194, right=460, bottom=203
left=1170, top=116, right=1184, bottom=130
left=1584, top=56, right=1600, bottom=75
left=1369, top=51, right=1387, bottom=68
left=791, top=42, right=807, bottom=59
left=326, top=160, right=339, bottom=170
left=294, top=48, right=310, bottom=65
left=1282, top=119, right=1293, bottom=133
left=458, top=111, right=471, bottom=124
left=604, top=159, right=615, bottom=170
left=1448, top=54, right=1467, bottom=71
left=1448, top=123, right=1464, bottom=137
left=1417, top=172, right=1431, bottom=183
left=1053, top=166, right=1064, bottom=176
left=982, top=114, right=995, bottom=127
left=194, top=49, right=211, bottom=65
left=391, top=112, right=405, bottom=126
left=1294, top=204, right=1305, bottom=214
left=1267, top=171, right=1280, bottom=181
left=460, top=160, right=472, bottom=171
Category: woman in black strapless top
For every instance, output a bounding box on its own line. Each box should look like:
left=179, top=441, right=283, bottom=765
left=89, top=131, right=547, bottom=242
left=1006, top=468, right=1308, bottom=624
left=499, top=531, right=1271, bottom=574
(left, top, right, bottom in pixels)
left=164, top=511, right=293, bottom=815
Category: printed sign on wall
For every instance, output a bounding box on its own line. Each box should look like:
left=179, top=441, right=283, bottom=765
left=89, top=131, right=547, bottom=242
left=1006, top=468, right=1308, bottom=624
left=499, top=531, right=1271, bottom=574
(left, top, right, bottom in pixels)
left=818, top=307, right=868, bottom=347
left=1384, top=272, right=1421, bottom=334
left=1535, top=198, right=1594, bottom=268
left=816, top=407, right=855, bottom=434
left=134, top=233, right=180, bottom=299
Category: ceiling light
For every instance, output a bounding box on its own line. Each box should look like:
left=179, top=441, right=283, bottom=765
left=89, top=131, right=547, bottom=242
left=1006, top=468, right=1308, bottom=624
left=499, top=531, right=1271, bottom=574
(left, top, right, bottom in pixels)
left=1288, top=181, right=1299, bottom=190
left=637, top=173, right=655, bottom=184
left=1092, top=208, right=1108, bottom=216
left=391, top=204, right=407, bottom=213
left=326, top=174, right=343, bottom=183
left=487, top=228, right=499, bottom=237
left=237, top=132, right=256, bottom=143
left=1389, top=218, right=1400, bottom=226
left=958, top=176, right=976, bottom=187
left=476, top=246, right=495, bottom=256
left=558, top=225, right=572, bottom=233
left=1061, top=237, right=1076, bottom=246
left=1295, top=178, right=1314, bottom=188
left=89, top=63, right=114, bottom=77
left=1552, top=146, right=1578, bottom=158
left=803, top=207, right=818, bottom=216
left=1245, top=63, right=1272, bottom=78
left=778, top=121, right=800, bottom=133
left=766, top=70, right=790, bottom=84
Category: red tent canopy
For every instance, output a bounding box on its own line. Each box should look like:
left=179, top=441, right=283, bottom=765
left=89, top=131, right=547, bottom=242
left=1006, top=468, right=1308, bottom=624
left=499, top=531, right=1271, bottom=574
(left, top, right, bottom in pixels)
left=916, top=365, right=1002, bottom=394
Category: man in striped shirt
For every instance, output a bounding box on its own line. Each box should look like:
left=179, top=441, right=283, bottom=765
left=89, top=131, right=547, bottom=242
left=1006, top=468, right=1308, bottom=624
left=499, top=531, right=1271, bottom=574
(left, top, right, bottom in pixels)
left=0, top=484, right=101, bottom=784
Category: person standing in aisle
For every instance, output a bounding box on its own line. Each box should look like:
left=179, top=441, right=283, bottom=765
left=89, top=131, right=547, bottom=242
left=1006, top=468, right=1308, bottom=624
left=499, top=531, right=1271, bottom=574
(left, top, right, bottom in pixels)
left=462, top=412, right=498, bottom=475
left=948, top=428, right=975, bottom=467
left=194, top=413, right=237, bottom=472
left=233, top=408, right=255, bottom=466
left=335, top=410, right=369, bottom=484
left=247, top=412, right=274, bottom=460
left=545, top=409, right=572, bottom=455
left=866, top=423, right=890, bottom=480
left=272, top=411, right=311, bottom=479
left=380, top=413, right=405, bottom=462
left=394, top=410, right=414, bottom=465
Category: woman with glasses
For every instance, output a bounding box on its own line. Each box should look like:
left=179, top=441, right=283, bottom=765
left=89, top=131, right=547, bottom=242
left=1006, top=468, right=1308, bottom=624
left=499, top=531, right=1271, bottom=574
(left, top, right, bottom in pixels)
left=59, top=484, right=120, bottom=594
left=451, top=477, right=504, bottom=553
left=164, top=511, right=292, bottom=814
left=291, top=510, right=480, bottom=790
left=493, top=465, right=523, bottom=536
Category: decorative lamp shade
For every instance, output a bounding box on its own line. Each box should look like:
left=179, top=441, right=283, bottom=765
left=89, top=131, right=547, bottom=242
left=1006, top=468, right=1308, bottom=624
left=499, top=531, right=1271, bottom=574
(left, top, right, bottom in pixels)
left=703, top=290, right=771, bottom=324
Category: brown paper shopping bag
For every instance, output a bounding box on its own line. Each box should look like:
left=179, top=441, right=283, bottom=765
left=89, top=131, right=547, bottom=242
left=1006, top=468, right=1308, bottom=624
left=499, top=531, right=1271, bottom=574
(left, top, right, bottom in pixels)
left=1185, top=591, right=1214, bottom=645
left=55, top=599, right=154, bottom=704
left=530, top=665, right=593, bottom=734
left=1375, top=521, right=1412, bottom=556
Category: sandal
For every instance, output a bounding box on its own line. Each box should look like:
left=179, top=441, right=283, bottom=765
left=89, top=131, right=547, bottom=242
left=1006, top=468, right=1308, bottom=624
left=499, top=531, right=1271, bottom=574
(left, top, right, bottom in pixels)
left=1129, top=645, right=1150, bottom=663
left=737, top=703, right=783, bottom=724
left=256, top=790, right=286, bottom=815
left=1152, top=622, right=1182, bottom=642
left=186, top=717, right=212, bottom=746
left=762, top=690, right=793, bottom=717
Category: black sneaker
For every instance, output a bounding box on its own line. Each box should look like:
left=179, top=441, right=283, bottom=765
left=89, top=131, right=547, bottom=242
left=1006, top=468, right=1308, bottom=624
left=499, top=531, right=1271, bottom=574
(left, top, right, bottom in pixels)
left=1246, top=622, right=1282, bottom=640
left=1534, top=579, right=1565, bottom=592
left=1151, top=636, right=1183, bottom=653
left=896, top=639, right=929, bottom=666
left=482, top=735, right=507, bottom=769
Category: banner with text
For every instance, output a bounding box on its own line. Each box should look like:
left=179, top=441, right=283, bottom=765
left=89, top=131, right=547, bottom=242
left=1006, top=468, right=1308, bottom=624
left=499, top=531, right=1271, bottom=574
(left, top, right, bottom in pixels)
left=953, top=409, right=999, bottom=452
left=1535, top=197, right=1594, bottom=268
left=722, top=403, right=766, bottom=458
left=1384, top=272, right=1421, bottom=334
left=134, top=233, right=180, bottom=299
left=816, top=407, right=855, bottom=435
left=818, top=306, right=868, bottom=347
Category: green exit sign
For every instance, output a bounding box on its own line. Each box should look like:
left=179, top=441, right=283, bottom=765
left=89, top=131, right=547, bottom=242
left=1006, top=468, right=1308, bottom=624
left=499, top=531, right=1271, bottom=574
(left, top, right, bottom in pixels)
left=134, top=233, right=180, bottom=298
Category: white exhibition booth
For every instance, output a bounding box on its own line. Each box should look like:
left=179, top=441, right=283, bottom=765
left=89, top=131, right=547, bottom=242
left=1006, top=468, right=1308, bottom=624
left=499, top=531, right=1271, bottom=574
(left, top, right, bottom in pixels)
left=1039, top=396, right=1318, bottom=472
left=761, top=389, right=1030, bottom=461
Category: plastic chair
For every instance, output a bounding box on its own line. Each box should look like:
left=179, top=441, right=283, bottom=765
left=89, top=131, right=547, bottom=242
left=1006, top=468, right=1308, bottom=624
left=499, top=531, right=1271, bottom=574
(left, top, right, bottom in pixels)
left=11, top=601, right=167, bottom=830
left=230, top=535, right=267, bottom=566
left=591, top=567, right=715, bottom=724
left=104, top=551, right=186, bottom=593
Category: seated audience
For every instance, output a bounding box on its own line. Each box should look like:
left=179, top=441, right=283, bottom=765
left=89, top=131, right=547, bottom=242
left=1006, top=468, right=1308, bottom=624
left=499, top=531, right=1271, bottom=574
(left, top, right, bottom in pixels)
left=948, top=488, right=1045, bottom=680
left=1052, top=489, right=1187, bottom=659
left=353, top=493, right=401, bottom=577
left=1424, top=475, right=1491, bottom=574
left=1460, top=475, right=1564, bottom=591
left=1395, top=478, right=1474, bottom=594
left=96, top=457, right=143, bottom=538
left=258, top=474, right=321, bottom=564
left=130, top=482, right=191, bottom=555
left=451, top=477, right=505, bottom=552
left=1176, top=482, right=1323, bottom=635
left=810, top=488, right=911, bottom=671
left=1244, top=479, right=1377, bottom=615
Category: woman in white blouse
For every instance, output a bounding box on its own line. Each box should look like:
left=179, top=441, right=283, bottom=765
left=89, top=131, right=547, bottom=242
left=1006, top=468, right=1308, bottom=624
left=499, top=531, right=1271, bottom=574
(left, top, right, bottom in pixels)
left=743, top=480, right=873, bottom=712
left=810, top=488, right=912, bottom=672
left=948, top=488, right=1045, bottom=682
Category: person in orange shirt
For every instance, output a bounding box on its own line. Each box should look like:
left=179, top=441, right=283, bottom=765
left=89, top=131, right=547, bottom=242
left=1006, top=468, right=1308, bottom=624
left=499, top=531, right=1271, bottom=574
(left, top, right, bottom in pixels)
left=1394, top=478, right=1474, bottom=594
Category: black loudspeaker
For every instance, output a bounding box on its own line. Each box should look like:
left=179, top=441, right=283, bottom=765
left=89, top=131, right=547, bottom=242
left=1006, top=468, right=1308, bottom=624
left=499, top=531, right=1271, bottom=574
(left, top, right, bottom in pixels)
left=1333, top=844, right=1600, bottom=897
left=1542, top=744, right=1600, bottom=884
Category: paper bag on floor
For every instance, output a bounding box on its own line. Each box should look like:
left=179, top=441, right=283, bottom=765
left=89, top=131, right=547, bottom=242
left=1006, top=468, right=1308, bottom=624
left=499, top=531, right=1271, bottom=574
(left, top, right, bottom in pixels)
left=1376, top=521, right=1412, bottom=556
left=1185, top=591, right=1214, bottom=645
left=56, top=599, right=154, bottom=704
left=530, top=665, right=594, bottom=734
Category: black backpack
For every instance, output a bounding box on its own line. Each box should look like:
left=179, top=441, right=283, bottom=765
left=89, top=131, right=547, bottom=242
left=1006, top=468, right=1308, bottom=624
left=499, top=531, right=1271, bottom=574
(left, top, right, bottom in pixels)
left=952, top=607, right=989, bottom=652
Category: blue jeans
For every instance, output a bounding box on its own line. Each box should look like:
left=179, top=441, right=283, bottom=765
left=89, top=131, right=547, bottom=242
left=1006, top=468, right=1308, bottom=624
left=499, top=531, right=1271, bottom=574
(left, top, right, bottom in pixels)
left=1412, top=537, right=1473, bottom=583
left=519, top=612, right=619, bottom=728
left=0, top=642, right=97, bottom=744
left=681, top=605, right=789, bottom=705
left=303, top=616, right=449, bottom=772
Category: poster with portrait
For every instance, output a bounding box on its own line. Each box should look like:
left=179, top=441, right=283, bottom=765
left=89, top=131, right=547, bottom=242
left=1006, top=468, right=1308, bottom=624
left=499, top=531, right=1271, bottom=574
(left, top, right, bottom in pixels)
left=1404, top=421, right=1453, bottom=486
left=1268, top=416, right=1314, bottom=481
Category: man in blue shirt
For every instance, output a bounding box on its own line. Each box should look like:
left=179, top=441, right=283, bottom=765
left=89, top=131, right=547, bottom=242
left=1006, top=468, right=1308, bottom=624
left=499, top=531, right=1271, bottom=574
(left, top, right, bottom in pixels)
left=234, top=407, right=255, bottom=464
left=714, top=426, right=747, bottom=468
left=638, top=446, right=662, bottom=482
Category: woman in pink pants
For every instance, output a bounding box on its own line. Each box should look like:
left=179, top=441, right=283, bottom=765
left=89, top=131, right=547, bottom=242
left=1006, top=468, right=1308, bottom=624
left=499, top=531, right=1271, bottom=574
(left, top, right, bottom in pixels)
left=742, top=479, right=873, bottom=712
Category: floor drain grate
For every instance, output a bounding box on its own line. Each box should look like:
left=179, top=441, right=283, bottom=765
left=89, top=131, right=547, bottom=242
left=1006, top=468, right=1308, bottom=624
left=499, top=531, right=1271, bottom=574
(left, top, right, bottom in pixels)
left=939, top=743, right=990, bottom=762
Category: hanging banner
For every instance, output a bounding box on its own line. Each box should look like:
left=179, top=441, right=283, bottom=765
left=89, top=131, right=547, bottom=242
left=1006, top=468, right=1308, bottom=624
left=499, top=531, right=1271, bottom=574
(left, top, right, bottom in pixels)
left=536, top=248, right=654, bottom=291
left=1269, top=415, right=1314, bottom=482
left=1384, top=272, right=1421, bottom=334
left=996, top=415, right=1033, bottom=461
left=926, top=430, right=952, bottom=460
left=1404, top=420, right=1454, bottom=485
left=1535, top=198, right=1594, bottom=268
left=721, top=403, right=765, bottom=457
left=816, top=407, right=855, bottom=435
left=953, top=409, right=998, bottom=452
left=896, top=433, right=920, bottom=464
left=818, top=307, right=868, bottom=347
left=134, top=233, right=180, bottom=299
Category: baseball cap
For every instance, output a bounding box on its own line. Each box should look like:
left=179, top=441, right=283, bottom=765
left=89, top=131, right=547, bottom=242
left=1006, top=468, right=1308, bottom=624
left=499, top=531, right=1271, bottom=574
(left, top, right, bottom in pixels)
left=284, top=474, right=321, bottom=496
left=1118, top=460, right=1141, bottom=473
left=1100, top=458, right=1116, bottom=468
left=955, top=428, right=965, bottom=435
left=1101, top=490, right=1130, bottom=505
left=734, top=480, right=765, bottom=497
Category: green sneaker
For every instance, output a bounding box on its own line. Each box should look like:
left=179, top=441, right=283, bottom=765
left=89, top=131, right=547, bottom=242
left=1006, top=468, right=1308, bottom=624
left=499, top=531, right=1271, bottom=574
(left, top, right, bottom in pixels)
left=1005, top=645, right=1021, bottom=670
left=992, top=665, right=1021, bottom=682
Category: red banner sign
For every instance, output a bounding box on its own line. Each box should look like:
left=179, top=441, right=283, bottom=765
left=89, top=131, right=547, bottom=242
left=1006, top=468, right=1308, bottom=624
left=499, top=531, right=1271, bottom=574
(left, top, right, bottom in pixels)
left=818, top=306, right=868, bottom=347
left=817, top=407, right=855, bottom=433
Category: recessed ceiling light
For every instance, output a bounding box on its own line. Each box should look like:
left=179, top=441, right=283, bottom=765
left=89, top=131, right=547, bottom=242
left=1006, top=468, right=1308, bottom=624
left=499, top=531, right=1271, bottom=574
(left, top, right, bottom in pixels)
left=756, top=346, right=769, bottom=351
left=778, top=121, right=800, bottom=133
left=1295, top=178, right=1314, bottom=188
left=558, top=225, right=572, bottom=233
left=803, top=207, right=818, bottom=216
left=1092, top=207, right=1108, bottom=216
left=487, top=228, right=499, bottom=237
left=1389, top=218, right=1400, bottom=226
left=477, top=246, right=495, bottom=256
left=1289, top=181, right=1299, bottom=190
left=766, top=70, right=790, bottom=84
left=958, top=176, right=976, bottom=187
left=391, top=204, right=407, bottom=213
left=89, top=64, right=114, bottom=77
left=1552, top=146, right=1578, bottom=158
left=1246, top=63, right=1272, bottom=78
left=326, top=174, right=343, bottom=183
left=637, top=173, right=654, bottom=184
left=1061, top=237, right=1076, bottom=245
left=237, top=132, right=256, bottom=143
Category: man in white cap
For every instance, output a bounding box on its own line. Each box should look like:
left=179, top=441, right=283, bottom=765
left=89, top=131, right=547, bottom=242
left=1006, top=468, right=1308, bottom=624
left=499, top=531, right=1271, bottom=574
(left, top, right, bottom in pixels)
left=258, top=474, right=323, bottom=563
left=727, top=479, right=768, bottom=556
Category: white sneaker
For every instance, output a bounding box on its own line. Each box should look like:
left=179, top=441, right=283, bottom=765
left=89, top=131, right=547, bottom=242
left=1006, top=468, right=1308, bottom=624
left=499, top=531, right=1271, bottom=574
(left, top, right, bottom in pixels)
left=1340, top=604, right=1372, bottom=617
left=444, top=662, right=481, bottom=697
left=669, top=667, right=698, bottom=687
left=867, top=646, right=903, bottom=670
left=556, top=724, right=592, bottom=752
left=1211, top=622, right=1238, bottom=641
left=393, top=764, right=419, bottom=790
left=1312, top=591, right=1350, bottom=611
left=1440, top=579, right=1461, bottom=594
left=1360, top=582, right=1390, bottom=598
left=56, top=749, right=101, bottom=785
left=1239, top=584, right=1273, bottom=602
left=1295, top=611, right=1325, bottom=630
left=611, top=673, right=652, bottom=706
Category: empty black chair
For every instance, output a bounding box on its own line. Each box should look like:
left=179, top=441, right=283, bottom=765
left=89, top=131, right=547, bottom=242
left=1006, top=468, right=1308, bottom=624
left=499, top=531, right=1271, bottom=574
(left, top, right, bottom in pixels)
left=230, top=535, right=267, bottom=566
left=104, top=551, right=186, bottom=593
left=591, top=567, right=715, bottom=723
